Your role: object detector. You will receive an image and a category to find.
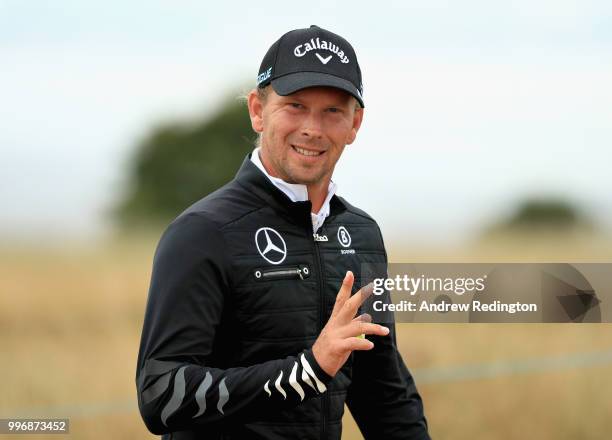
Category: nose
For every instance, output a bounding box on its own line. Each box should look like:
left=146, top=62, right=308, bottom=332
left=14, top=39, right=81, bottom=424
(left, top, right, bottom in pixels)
left=300, top=111, right=324, bottom=139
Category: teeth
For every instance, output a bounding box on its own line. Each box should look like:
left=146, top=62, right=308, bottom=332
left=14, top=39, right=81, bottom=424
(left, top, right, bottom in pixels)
left=293, top=146, right=322, bottom=157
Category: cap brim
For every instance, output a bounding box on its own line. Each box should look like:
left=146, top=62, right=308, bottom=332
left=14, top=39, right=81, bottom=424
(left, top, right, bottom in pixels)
left=271, top=72, right=364, bottom=108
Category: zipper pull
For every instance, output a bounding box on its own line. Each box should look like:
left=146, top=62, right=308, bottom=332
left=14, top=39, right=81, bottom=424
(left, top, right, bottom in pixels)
left=297, top=269, right=304, bottom=280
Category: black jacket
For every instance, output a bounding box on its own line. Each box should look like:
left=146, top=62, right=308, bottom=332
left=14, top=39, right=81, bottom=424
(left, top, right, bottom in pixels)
left=136, top=154, right=430, bottom=439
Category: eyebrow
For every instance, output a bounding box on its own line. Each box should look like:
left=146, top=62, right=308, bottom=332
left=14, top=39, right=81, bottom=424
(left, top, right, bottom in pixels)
left=282, top=95, right=351, bottom=107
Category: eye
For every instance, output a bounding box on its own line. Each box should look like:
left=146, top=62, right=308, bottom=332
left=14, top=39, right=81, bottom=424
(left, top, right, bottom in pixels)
left=326, top=107, right=341, bottom=113
left=289, top=103, right=303, bottom=109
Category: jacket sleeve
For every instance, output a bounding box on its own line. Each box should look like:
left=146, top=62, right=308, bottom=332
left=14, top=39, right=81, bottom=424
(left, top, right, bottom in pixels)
left=135, top=213, right=332, bottom=435
left=346, top=227, right=430, bottom=440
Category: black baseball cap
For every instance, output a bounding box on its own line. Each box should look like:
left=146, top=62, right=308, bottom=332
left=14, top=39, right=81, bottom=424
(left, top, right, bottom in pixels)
left=256, top=25, right=364, bottom=108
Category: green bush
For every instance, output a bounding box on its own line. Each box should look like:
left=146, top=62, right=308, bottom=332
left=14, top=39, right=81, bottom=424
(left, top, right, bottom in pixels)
left=115, top=96, right=254, bottom=227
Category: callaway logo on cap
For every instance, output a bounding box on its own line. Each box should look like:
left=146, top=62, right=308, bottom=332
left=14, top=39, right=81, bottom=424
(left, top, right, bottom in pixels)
left=256, top=25, right=364, bottom=108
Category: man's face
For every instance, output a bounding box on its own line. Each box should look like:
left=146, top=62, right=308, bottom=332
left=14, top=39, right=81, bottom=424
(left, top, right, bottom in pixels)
left=248, top=86, right=363, bottom=185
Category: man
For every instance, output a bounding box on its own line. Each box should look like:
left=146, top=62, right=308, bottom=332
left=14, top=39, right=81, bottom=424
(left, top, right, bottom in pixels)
left=136, top=25, right=430, bottom=439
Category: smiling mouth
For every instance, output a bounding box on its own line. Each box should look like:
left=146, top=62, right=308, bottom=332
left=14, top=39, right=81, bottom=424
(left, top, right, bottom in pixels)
left=292, top=145, right=324, bottom=157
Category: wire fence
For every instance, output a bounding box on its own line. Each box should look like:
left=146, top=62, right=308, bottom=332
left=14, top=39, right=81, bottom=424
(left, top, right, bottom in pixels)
left=6, top=348, right=612, bottom=419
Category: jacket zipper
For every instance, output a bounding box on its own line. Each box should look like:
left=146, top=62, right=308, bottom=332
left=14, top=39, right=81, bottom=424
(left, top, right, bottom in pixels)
left=253, top=265, right=310, bottom=281
left=311, top=230, right=328, bottom=440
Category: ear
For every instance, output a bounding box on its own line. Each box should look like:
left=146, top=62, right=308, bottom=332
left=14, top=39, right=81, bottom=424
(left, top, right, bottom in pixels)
left=247, top=89, right=264, bottom=133
left=346, top=106, right=364, bottom=145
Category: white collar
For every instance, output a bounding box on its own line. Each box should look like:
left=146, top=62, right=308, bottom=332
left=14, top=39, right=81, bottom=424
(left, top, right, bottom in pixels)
left=250, top=147, right=337, bottom=234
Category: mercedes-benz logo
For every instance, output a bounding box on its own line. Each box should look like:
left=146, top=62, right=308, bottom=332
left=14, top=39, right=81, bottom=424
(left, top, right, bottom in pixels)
left=337, top=226, right=351, bottom=248
left=255, top=227, right=287, bottom=265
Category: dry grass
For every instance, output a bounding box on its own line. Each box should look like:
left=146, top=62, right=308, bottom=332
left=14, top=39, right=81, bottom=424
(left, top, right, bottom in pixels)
left=0, top=231, right=611, bottom=439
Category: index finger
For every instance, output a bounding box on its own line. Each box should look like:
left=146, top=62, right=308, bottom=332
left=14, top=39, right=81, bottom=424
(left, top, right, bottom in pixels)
left=330, top=270, right=354, bottom=319
left=337, top=282, right=374, bottom=322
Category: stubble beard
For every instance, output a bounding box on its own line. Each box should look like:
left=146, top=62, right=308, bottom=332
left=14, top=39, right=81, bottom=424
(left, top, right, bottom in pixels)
left=264, top=145, right=328, bottom=185
left=278, top=157, right=327, bottom=185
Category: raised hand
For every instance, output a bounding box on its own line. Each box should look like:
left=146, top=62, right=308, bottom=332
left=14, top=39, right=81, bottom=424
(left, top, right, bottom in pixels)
left=311, top=271, right=390, bottom=377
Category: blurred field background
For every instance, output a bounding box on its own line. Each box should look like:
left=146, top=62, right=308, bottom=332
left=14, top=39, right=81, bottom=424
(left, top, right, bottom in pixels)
left=1, top=233, right=611, bottom=439
left=2, top=1, right=612, bottom=439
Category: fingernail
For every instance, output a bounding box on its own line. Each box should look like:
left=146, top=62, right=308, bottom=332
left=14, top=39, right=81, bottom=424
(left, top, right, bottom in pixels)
left=345, top=270, right=352, bottom=280
left=381, top=326, right=390, bottom=335
left=362, top=283, right=374, bottom=299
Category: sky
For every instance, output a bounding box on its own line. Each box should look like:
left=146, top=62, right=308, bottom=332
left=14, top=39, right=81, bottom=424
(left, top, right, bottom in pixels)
left=1, top=0, right=611, bottom=244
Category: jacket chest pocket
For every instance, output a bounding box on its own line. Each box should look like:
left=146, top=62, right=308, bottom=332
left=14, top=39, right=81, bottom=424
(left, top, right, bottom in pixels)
left=253, top=264, right=311, bottom=281
left=232, top=263, right=319, bottom=342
